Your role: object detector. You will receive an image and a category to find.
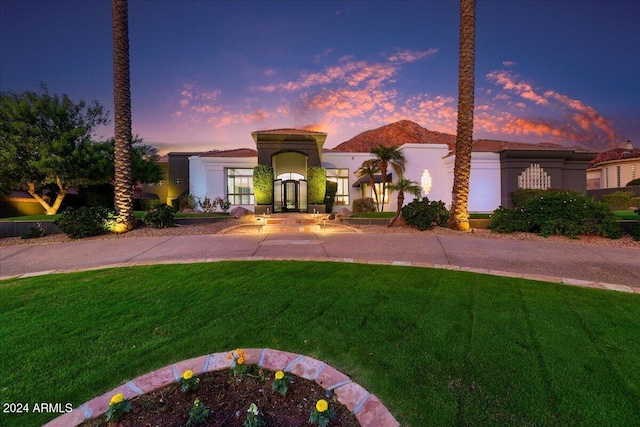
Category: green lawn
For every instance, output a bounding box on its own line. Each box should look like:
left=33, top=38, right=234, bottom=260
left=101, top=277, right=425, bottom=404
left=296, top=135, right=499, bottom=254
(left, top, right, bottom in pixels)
left=614, top=209, right=640, bottom=220
left=1, top=262, right=639, bottom=426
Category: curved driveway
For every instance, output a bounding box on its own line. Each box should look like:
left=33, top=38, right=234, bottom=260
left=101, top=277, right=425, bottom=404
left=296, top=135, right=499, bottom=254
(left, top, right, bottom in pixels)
left=1, top=232, right=639, bottom=292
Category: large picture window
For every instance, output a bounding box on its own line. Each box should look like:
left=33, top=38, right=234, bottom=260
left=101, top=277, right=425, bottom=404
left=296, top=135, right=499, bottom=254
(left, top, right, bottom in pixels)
left=226, top=168, right=254, bottom=205
left=326, top=168, right=349, bottom=205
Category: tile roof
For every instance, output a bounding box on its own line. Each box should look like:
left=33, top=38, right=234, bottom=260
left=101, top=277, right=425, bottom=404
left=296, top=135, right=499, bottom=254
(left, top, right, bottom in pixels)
left=589, top=148, right=640, bottom=167
left=199, top=148, right=257, bottom=158
left=252, top=128, right=327, bottom=136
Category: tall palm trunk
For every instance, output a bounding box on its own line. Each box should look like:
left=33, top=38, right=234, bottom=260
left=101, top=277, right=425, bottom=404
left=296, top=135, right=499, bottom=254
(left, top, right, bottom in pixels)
left=448, top=0, right=475, bottom=231
left=112, top=0, right=135, bottom=232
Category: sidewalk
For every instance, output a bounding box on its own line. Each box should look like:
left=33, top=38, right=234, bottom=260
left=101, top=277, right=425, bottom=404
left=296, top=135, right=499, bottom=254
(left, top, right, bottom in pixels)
left=1, top=232, right=639, bottom=292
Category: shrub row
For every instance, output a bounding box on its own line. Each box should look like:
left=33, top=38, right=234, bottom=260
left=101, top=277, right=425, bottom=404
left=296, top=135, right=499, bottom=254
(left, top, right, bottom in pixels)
left=56, top=206, right=116, bottom=238
left=401, top=198, right=449, bottom=231
left=491, top=190, right=623, bottom=238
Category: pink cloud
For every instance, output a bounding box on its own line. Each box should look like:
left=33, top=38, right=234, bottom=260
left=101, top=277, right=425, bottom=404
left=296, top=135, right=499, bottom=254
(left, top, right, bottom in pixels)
left=502, top=61, right=517, bottom=67
left=486, top=71, right=548, bottom=105
left=387, top=48, right=439, bottom=63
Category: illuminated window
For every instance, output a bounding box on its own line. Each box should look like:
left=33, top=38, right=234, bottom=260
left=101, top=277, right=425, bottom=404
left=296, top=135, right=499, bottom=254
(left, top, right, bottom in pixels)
left=327, top=168, right=349, bottom=205
left=227, top=168, right=254, bottom=205
left=631, top=164, right=636, bottom=180
left=616, top=166, right=621, bottom=187
left=421, top=169, right=432, bottom=195
left=361, top=182, right=390, bottom=204
left=518, top=164, right=551, bottom=189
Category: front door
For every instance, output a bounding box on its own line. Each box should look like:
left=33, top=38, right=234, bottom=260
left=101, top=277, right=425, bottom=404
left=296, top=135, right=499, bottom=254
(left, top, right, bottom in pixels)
left=282, top=180, right=298, bottom=212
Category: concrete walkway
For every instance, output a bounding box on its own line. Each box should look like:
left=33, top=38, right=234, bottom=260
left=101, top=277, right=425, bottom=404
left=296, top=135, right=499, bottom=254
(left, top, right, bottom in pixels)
left=1, top=232, right=639, bottom=292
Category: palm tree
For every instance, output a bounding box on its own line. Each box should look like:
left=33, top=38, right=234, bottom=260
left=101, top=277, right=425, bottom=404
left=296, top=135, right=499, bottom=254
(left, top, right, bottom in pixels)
left=387, top=177, right=422, bottom=227
left=355, top=159, right=380, bottom=211
left=448, top=0, right=476, bottom=231
left=370, top=144, right=406, bottom=211
left=111, top=0, right=135, bottom=233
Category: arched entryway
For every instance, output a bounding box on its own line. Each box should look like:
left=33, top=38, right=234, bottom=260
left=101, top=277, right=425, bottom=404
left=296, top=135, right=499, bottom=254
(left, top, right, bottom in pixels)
left=274, top=172, right=307, bottom=213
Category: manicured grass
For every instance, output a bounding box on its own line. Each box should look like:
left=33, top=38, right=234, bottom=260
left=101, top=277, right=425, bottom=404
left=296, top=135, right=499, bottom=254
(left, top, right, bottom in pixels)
left=1, top=262, right=639, bottom=426
left=349, top=211, right=395, bottom=218
left=0, top=214, right=60, bottom=221
left=469, top=212, right=492, bottom=219
left=614, top=210, right=640, bottom=220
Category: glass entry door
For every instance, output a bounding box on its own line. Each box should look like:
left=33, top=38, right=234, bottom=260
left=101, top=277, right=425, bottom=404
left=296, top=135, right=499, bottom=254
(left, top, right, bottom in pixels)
left=282, top=180, right=298, bottom=212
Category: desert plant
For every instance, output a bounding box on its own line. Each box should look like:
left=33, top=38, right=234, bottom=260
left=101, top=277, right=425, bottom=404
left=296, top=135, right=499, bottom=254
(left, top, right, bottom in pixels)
left=352, top=197, right=377, bottom=214
left=630, top=223, right=640, bottom=241
left=401, top=198, right=449, bottom=231
left=219, top=198, right=231, bottom=212
left=55, top=206, right=116, bottom=238
left=21, top=223, right=46, bottom=239
left=253, top=165, right=274, bottom=205
left=307, top=166, right=327, bottom=205
left=139, top=198, right=160, bottom=211
left=198, top=196, right=217, bottom=213
left=178, top=193, right=197, bottom=211
left=142, top=203, right=175, bottom=228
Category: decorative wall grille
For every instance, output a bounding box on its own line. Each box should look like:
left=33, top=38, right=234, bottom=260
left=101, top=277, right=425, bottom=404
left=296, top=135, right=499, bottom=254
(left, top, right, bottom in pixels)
left=518, top=164, right=551, bottom=189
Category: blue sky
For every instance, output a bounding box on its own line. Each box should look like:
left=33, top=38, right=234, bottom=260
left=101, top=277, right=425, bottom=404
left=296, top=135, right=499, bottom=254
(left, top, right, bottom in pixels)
left=1, top=0, right=638, bottom=154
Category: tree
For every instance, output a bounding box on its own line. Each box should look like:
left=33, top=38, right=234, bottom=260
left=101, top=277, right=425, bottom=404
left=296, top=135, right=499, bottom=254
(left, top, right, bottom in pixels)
left=370, top=144, right=406, bottom=211
left=355, top=159, right=381, bottom=211
left=0, top=87, right=111, bottom=214
left=387, top=177, right=422, bottom=227
left=448, top=0, right=476, bottom=231
left=112, top=0, right=135, bottom=232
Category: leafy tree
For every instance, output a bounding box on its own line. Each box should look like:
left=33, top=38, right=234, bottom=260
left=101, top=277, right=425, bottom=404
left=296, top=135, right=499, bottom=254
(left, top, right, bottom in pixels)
left=370, top=144, right=406, bottom=211
left=448, top=0, right=476, bottom=231
left=388, top=177, right=422, bottom=227
left=112, top=0, right=135, bottom=232
left=355, top=159, right=380, bottom=211
left=0, top=86, right=111, bottom=214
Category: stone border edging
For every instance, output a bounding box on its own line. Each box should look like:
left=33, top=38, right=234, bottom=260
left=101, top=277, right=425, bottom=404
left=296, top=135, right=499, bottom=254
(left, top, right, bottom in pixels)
left=42, top=348, right=399, bottom=427
left=4, top=257, right=639, bottom=294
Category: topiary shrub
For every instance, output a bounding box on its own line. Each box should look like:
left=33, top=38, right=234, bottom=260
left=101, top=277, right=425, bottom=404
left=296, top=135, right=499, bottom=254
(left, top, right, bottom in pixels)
left=625, top=178, right=640, bottom=186
left=325, top=181, right=338, bottom=213
left=142, top=203, right=175, bottom=228
left=601, top=191, right=635, bottom=210
left=307, top=166, right=327, bottom=205
left=253, top=165, right=274, bottom=205
left=490, top=190, right=623, bottom=239
left=401, top=198, right=449, bottom=231
left=56, top=206, right=115, bottom=238
left=352, top=197, right=376, bottom=214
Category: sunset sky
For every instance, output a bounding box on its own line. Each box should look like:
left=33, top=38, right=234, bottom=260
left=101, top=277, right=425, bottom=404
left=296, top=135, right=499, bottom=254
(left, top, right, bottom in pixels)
left=1, top=0, right=638, bottom=154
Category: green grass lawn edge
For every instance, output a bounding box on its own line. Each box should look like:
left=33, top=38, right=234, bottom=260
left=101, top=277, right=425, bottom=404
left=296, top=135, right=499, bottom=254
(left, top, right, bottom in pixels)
left=1, top=261, right=639, bottom=427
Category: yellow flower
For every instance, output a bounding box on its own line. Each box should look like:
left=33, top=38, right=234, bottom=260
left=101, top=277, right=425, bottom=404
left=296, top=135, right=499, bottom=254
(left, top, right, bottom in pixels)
left=182, top=369, right=194, bottom=380
left=275, top=370, right=285, bottom=380
left=227, top=353, right=233, bottom=361
left=316, top=399, right=329, bottom=413
left=237, top=348, right=244, bottom=355
left=237, top=356, right=245, bottom=364
left=109, top=393, right=125, bottom=406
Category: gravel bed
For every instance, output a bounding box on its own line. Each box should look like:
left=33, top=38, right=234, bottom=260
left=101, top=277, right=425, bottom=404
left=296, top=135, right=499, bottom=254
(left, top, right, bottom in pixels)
left=1, top=217, right=638, bottom=248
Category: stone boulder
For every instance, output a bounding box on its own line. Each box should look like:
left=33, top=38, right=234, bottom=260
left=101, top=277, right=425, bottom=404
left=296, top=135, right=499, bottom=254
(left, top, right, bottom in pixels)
left=230, top=206, right=253, bottom=219
left=335, top=207, right=352, bottom=218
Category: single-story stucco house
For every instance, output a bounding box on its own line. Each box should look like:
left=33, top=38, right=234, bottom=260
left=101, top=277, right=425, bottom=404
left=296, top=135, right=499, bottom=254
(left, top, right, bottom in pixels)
left=186, top=120, right=596, bottom=214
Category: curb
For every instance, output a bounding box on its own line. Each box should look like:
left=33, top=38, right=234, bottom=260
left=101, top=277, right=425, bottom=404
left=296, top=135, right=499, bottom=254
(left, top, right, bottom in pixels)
left=3, top=257, right=639, bottom=294
left=42, top=348, right=400, bottom=427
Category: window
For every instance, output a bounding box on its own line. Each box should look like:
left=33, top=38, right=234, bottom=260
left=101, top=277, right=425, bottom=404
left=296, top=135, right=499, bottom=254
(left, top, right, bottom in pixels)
left=616, top=166, right=621, bottom=187
left=631, top=164, right=636, bottom=181
left=276, top=172, right=305, bottom=181
left=518, top=164, right=551, bottom=189
left=361, top=182, right=390, bottom=205
left=227, top=168, right=254, bottom=205
left=326, top=168, right=349, bottom=205
left=174, top=178, right=182, bottom=185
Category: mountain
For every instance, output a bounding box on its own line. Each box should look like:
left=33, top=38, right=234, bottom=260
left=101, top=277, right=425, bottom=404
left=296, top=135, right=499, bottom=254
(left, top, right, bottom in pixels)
left=331, top=120, right=456, bottom=152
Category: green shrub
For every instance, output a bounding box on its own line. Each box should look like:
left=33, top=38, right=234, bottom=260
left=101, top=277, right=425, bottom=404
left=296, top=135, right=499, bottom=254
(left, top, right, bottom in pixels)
left=21, top=224, right=46, bottom=239
left=307, top=166, right=327, bottom=205
left=626, top=178, right=640, bottom=186
left=142, top=204, right=175, bottom=228
left=325, top=181, right=338, bottom=213
left=490, top=190, right=623, bottom=239
left=401, top=198, right=449, bottom=231
left=253, top=165, right=274, bottom=205
left=352, top=197, right=376, bottom=214
left=601, top=191, right=635, bottom=210
left=630, top=223, right=640, bottom=241
left=140, top=199, right=160, bottom=211
left=56, top=207, right=115, bottom=238
left=79, top=184, right=115, bottom=209
left=630, top=197, right=640, bottom=208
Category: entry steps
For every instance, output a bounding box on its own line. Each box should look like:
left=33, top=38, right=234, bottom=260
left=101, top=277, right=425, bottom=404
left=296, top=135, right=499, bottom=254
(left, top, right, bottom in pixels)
left=255, top=213, right=329, bottom=233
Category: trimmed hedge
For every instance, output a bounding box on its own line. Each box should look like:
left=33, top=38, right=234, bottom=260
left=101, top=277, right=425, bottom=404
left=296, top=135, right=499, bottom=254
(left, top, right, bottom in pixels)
left=253, top=165, right=274, bottom=205
left=352, top=197, right=376, bottom=214
left=626, top=178, right=640, bottom=186
left=490, top=190, right=623, bottom=238
left=601, top=191, right=635, bottom=210
left=307, top=166, right=326, bottom=205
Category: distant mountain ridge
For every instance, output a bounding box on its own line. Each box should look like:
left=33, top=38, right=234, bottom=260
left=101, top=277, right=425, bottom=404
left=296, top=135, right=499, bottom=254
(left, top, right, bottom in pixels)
left=330, top=120, right=592, bottom=153
left=331, top=120, right=456, bottom=152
